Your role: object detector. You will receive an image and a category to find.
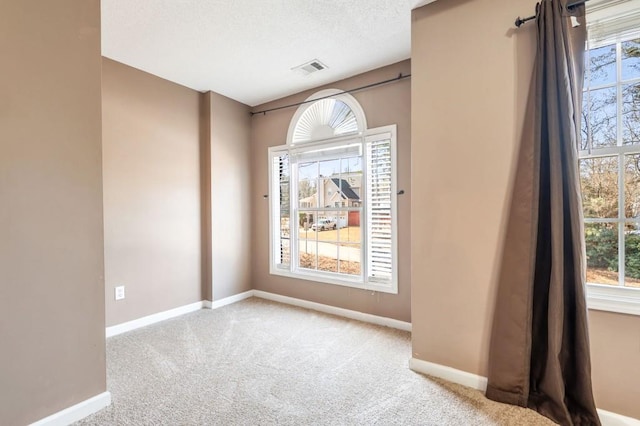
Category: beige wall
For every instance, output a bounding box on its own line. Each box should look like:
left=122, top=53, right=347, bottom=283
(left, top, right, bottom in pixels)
left=206, top=91, right=253, bottom=300
left=0, top=1, right=106, bottom=424
left=589, top=310, right=640, bottom=418
left=200, top=95, right=213, bottom=302
left=411, top=0, right=640, bottom=419
left=250, top=60, right=412, bottom=322
left=102, top=58, right=202, bottom=326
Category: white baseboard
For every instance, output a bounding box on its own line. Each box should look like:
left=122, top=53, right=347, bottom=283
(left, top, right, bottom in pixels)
left=409, top=358, right=640, bottom=426
left=106, top=290, right=409, bottom=338
left=597, top=409, right=640, bottom=426
left=252, top=290, right=412, bottom=332
left=106, top=291, right=258, bottom=338
left=30, top=391, right=111, bottom=426
left=409, top=357, right=488, bottom=391
left=106, top=301, right=204, bottom=338
left=204, top=290, right=254, bottom=310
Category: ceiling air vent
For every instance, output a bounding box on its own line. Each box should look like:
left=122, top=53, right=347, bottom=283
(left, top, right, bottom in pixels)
left=292, top=59, right=328, bottom=76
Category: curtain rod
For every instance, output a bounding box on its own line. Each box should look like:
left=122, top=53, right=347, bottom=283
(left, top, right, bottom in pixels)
left=250, top=73, right=411, bottom=116
left=515, top=0, right=588, bottom=27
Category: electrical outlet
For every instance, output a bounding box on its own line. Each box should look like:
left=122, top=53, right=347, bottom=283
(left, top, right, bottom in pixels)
left=115, top=286, right=125, bottom=301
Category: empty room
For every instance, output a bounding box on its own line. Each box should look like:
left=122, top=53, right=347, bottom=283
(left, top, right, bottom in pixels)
left=1, top=0, right=640, bottom=425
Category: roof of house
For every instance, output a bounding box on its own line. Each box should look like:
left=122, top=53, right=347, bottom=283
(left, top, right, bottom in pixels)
left=331, top=178, right=360, bottom=200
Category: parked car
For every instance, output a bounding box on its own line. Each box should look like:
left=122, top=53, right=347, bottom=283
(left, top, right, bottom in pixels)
left=311, top=219, right=337, bottom=231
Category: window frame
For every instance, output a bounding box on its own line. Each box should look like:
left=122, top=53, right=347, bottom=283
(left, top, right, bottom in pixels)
left=268, top=125, right=398, bottom=294
left=581, top=32, right=640, bottom=316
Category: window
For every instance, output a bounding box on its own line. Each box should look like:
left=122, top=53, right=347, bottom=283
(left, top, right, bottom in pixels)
left=269, top=90, right=398, bottom=293
left=580, top=20, right=640, bottom=314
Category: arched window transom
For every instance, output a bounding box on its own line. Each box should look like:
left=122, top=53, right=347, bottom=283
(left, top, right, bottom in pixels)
left=287, top=89, right=367, bottom=145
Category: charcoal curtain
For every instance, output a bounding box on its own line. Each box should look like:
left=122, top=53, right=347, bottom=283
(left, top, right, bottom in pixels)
left=486, top=1, right=600, bottom=424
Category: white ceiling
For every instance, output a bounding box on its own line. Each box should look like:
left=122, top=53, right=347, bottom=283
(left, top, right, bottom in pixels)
left=102, top=0, right=434, bottom=106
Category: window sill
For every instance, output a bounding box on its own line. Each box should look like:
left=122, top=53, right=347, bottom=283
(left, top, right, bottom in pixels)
left=587, top=283, right=640, bottom=316
left=270, top=267, right=398, bottom=295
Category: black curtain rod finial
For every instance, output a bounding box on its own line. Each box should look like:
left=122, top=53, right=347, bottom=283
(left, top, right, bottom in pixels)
left=515, top=15, right=536, bottom=28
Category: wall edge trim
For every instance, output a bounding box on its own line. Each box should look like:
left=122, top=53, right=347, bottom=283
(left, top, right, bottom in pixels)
left=204, top=290, right=255, bottom=309
left=252, top=290, right=411, bottom=331
left=408, top=358, right=640, bottom=425
left=106, top=291, right=257, bottom=338
left=596, top=409, right=640, bottom=426
left=106, top=301, right=205, bottom=337
left=408, top=357, right=488, bottom=391
left=29, top=391, right=111, bottom=426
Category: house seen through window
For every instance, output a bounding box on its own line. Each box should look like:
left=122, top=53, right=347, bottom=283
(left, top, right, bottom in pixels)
left=268, top=89, right=398, bottom=293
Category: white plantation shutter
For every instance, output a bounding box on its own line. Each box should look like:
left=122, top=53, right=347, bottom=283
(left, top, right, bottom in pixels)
left=270, top=150, right=291, bottom=268
left=290, top=141, right=362, bottom=163
left=588, top=12, right=640, bottom=45
left=365, top=131, right=396, bottom=284
left=586, top=2, right=640, bottom=45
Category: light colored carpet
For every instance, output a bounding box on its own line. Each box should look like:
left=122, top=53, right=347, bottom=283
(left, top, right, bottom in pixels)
left=76, top=298, right=554, bottom=425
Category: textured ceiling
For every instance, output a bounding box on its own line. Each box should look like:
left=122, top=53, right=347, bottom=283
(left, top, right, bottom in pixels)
left=102, top=0, right=434, bottom=106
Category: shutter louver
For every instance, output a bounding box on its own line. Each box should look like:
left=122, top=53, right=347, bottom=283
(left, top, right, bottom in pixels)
left=586, top=5, right=640, bottom=45
left=274, top=152, right=290, bottom=267
left=366, top=135, right=393, bottom=283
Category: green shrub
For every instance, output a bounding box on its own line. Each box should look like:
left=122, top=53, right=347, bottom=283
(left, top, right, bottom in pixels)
left=626, top=234, right=640, bottom=279
left=585, top=226, right=617, bottom=270
left=584, top=227, right=640, bottom=279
